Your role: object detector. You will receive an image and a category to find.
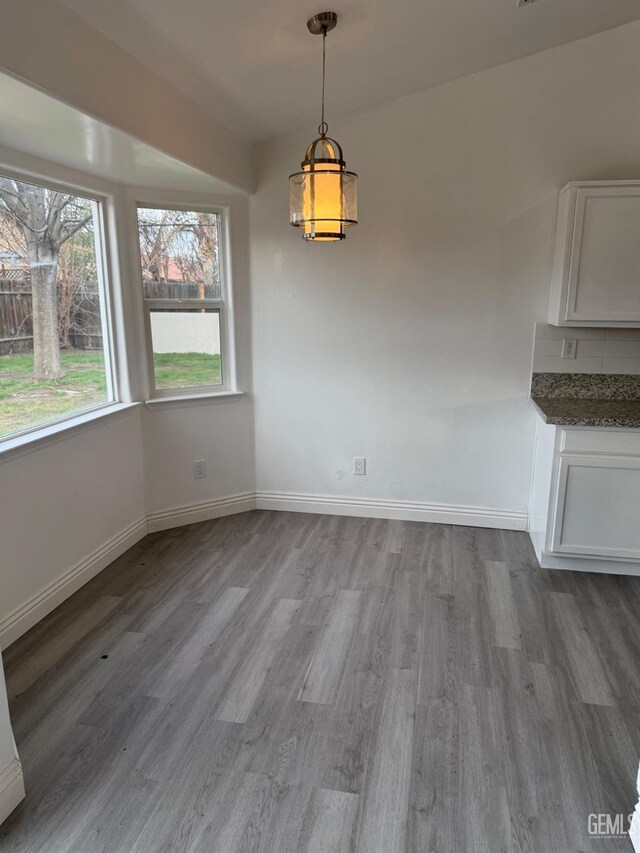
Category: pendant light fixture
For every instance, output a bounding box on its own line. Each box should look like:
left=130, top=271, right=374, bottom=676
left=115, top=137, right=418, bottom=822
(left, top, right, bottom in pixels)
left=289, top=12, right=358, bottom=242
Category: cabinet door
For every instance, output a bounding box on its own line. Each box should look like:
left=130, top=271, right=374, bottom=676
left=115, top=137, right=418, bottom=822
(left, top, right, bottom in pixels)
left=550, top=453, right=640, bottom=559
left=551, top=185, right=640, bottom=326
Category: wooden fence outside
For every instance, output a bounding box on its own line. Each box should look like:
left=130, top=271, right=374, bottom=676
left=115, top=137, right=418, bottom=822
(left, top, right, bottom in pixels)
left=0, top=273, right=221, bottom=356
left=0, top=272, right=34, bottom=355
left=0, top=271, right=103, bottom=357
left=143, top=280, right=221, bottom=300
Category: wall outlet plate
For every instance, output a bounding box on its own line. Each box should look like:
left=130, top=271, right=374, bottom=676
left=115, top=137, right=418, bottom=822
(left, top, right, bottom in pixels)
left=353, top=457, right=366, bottom=476
left=561, top=338, right=578, bottom=360
left=194, top=459, right=207, bottom=479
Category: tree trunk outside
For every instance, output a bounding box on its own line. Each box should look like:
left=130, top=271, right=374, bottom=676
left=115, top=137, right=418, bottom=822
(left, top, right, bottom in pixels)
left=27, top=239, right=63, bottom=381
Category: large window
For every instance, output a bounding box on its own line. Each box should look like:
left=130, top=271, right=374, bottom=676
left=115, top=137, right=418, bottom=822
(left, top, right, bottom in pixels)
left=0, top=174, right=115, bottom=440
left=136, top=206, right=230, bottom=396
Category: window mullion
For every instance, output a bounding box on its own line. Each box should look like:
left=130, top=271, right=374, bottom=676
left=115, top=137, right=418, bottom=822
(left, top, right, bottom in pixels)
left=143, top=298, right=222, bottom=310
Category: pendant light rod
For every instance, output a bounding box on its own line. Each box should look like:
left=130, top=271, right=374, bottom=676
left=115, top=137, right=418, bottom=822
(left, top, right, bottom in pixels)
left=320, top=27, right=327, bottom=136
left=306, top=12, right=338, bottom=137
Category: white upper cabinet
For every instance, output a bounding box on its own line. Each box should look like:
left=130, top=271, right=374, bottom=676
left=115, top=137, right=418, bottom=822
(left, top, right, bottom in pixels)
left=549, top=181, right=640, bottom=326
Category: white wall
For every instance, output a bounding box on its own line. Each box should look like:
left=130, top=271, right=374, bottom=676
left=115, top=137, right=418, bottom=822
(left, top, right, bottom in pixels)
left=249, top=22, right=640, bottom=520
left=0, top=409, right=146, bottom=645
left=143, top=398, right=255, bottom=521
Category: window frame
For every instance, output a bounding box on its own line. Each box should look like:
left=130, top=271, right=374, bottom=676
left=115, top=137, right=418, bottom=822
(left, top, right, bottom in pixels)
left=135, top=201, right=236, bottom=400
left=0, top=166, right=120, bottom=446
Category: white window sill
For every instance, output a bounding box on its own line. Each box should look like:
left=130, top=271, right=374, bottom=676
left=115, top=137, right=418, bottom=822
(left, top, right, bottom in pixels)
left=0, top=402, right=141, bottom=464
left=145, top=390, right=245, bottom=410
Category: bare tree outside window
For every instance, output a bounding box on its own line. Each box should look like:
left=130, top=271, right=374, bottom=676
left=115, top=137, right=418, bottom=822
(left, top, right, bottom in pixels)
left=137, top=209, right=221, bottom=299
left=0, top=174, right=113, bottom=439
left=0, top=178, right=93, bottom=380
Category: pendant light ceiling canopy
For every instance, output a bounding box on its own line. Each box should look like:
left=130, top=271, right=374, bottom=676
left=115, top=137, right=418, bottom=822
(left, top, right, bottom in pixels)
left=289, top=12, right=358, bottom=243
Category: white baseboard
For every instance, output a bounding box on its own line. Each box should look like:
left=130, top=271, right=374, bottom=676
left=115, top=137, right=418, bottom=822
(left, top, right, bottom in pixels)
left=0, top=516, right=148, bottom=650
left=538, top=551, right=640, bottom=576
left=0, top=489, right=527, bottom=650
left=255, top=490, right=528, bottom=530
left=0, top=758, right=25, bottom=826
left=147, top=492, right=257, bottom=533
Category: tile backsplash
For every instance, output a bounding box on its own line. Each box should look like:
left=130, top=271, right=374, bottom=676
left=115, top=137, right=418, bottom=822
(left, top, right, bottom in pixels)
left=532, top=323, right=640, bottom=374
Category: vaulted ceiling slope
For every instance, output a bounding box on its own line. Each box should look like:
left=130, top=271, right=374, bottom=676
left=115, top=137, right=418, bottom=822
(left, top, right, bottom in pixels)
left=59, top=0, right=640, bottom=141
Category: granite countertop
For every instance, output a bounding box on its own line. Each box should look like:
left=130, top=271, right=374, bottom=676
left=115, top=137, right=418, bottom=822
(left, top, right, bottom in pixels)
left=531, top=396, right=640, bottom=428
left=530, top=373, right=640, bottom=429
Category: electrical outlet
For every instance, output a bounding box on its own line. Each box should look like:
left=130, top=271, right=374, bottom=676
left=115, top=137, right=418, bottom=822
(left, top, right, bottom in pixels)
left=194, top=459, right=207, bottom=479
left=353, top=457, right=366, bottom=476
left=561, top=338, right=578, bottom=360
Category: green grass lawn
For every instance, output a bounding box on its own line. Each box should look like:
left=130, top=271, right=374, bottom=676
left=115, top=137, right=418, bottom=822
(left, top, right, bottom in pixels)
left=0, top=350, right=221, bottom=436
left=153, top=351, right=221, bottom=390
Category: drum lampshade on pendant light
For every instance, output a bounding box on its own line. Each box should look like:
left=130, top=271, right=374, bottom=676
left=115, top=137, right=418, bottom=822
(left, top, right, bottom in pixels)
left=289, top=12, right=358, bottom=242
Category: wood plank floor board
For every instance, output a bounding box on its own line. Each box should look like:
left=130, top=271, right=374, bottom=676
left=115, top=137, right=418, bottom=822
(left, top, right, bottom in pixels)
left=297, top=787, right=359, bottom=853
left=498, top=527, right=539, bottom=567
left=423, top=523, right=455, bottom=596
left=492, top=647, right=570, bottom=852
left=454, top=577, right=498, bottom=689
left=67, top=770, right=158, bottom=853
left=571, top=579, right=640, bottom=706
left=7, top=615, right=141, bottom=739
left=509, top=571, right=555, bottom=665
left=7, top=696, right=158, bottom=852
left=298, top=588, right=361, bottom=705
left=1, top=511, right=639, bottom=852
left=7, top=594, right=123, bottom=698
left=188, top=770, right=295, bottom=853
left=416, top=590, right=455, bottom=706
left=272, top=548, right=316, bottom=603
left=484, top=560, right=524, bottom=650
left=528, top=662, right=632, bottom=852
left=147, top=586, right=250, bottom=700
left=389, top=570, right=421, bottom=670
left=77, top=599, right=207, bottom=721
left=245, top=697, right=332, bottom=789
left=451, top=527, right=500, bottom=688
left=215, top=597, right=301, bottom=723
left=126, top=720, right=244, bottom=853
left=14, top=629, right=145, bottom=768
left=294, top=550, right=340, bottom=628
left=457, top=684, right=512, bottom=852
left=344, top=541, right=399, bottom=592
left=320, top=586, right=395, bottom=795
left=547, top=592, right=616, bottom=707
left=407, top=698, right=459, bottom=853
left=355, top=667, right=417, bottom=853
left=578, top=702, right=640, bottom=824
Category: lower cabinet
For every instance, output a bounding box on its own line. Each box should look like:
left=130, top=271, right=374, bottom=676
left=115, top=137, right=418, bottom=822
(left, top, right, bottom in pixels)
left=529, top=421, right=640, bottom=574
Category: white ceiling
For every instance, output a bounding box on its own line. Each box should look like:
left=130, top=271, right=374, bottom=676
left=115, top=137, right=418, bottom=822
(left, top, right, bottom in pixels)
left=0, top=73, right=236, bottom=193
left=59, top=0, right=640, bottom=141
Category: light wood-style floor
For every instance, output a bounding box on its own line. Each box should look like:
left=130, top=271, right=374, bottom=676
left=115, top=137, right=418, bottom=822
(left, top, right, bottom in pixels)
left=1, top=511, right=639, bottom=852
